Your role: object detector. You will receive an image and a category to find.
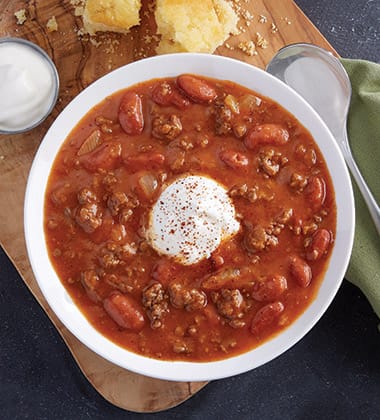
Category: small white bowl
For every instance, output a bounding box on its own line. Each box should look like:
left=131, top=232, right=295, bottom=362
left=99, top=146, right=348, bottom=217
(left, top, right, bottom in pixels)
left=24, top=53, right=355, bottom=382
left=0, top=37, right=59, bottom=134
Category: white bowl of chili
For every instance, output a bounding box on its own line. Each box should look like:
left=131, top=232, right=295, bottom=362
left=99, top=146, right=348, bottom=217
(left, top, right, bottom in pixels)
left=24, top=53, right=355, bottom=381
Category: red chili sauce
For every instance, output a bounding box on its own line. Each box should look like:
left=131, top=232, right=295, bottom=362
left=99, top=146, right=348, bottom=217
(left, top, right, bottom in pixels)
left=44, top=75, right=336, bottom=361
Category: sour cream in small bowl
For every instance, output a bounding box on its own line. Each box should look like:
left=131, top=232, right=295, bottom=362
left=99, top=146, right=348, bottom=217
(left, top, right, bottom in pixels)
left=0, top=37, right=59, bottom=134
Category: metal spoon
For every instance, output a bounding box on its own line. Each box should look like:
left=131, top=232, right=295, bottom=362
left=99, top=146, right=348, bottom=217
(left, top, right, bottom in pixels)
left=266, top=43, right=380, bottom=235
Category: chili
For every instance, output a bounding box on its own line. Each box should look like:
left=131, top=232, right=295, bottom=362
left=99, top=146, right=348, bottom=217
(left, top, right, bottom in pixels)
left=44, top=74, right=336, bottom=361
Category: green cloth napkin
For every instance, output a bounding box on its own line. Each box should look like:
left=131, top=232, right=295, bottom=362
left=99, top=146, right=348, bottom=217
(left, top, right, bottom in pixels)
left=340, top=58, right=380, bottom=318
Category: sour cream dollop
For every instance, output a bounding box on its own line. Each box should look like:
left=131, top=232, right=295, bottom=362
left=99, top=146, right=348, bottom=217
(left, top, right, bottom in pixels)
left=0, top=40, right=58, bottom=132
left=147, top=175, right=240, bottom=265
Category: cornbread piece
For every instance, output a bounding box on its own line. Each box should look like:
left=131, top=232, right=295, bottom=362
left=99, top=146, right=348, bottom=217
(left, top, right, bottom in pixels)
left=14, top=9, right=27, bottom=25
left=46, top=16, right=58, bottom=32
left=83, top=0, right=141, bottom=35
left=155, top=0, right=238, bottom=54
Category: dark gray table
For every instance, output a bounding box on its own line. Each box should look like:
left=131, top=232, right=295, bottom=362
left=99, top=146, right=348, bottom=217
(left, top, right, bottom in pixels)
left=1, top=1, right=379, bottom=418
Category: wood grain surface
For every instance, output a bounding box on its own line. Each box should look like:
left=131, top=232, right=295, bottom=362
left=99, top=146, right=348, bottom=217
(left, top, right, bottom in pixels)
left=0, top=0, right=334, bottom=412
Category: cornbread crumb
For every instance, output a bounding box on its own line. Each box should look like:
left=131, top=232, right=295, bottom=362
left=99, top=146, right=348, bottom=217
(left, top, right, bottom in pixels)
left=238, top=40, right=257, bottom=56
left=70, top=0, right=86, bottom=18
left=76, top=27, right=86, bottom=38
left=242, top=10, right=254, bottom=21
left=256, top=32, right=268, bottom=49
left=14, top=9, right=27, bottom=25
left=89, top=37, right=102, bottom=47
left=105, top=38, right=120, bottom=54
left=155, top=0, right=238, bottom=54
left=46, top=16, right=58, bottom=32
left=258, top=14, right=267, bottom=23
left=270, top=22, right=279, bottom=33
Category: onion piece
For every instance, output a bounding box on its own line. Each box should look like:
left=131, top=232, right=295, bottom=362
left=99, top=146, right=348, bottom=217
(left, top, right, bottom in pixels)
left=77, top=129, right=102, bottom=156
left=224, top=94, right=240, bottom=114
left=239, top=94, right=262, bottom=113
left=137, top=172, right=159, bottom=199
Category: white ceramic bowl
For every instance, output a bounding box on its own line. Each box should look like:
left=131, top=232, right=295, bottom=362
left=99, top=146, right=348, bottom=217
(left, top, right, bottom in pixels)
left=24, top=53, right=355, bottom=382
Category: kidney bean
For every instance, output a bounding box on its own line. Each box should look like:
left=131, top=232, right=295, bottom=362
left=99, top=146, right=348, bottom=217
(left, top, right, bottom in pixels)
left=305, top=176, right=326, bottom=210
left=252, top=275, right=288, bottom=302
left=250, top=301, right=284, bottom=335
left=119, top=92, right=144, bottom=135
left=170, top=90, right=192, bottom=109
left=80, top=142, right=122, bottom=172
left=289, top=255, right=312, bottom=287
left=177, top=74, right=217, bottom=103
left=152, top=81, right=190, bottom=109
left=306, top=228, right=332, bottom=261
left=219, top=150, right=249, bottom=170
left=124, top=152, right=165, bottom=172
left=103, top=292, right=145, bottom=331
left=244, top=124, right=289, bottom=149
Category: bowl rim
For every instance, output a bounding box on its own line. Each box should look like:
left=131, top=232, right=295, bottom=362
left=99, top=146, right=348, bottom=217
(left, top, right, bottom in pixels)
left=0, top=37, right=60, bottom=134
left=24, top=53, right=355, bottom=382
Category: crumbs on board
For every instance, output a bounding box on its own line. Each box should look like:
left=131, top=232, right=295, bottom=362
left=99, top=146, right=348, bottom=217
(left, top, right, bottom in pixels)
left=67, top=0, right=292, bottom=59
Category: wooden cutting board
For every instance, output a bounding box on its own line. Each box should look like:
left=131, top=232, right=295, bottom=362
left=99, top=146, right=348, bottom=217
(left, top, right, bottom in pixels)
left=0, top=0, right=335, bottom=412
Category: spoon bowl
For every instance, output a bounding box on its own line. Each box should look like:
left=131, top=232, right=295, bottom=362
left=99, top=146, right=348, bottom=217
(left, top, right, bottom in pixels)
left=266, top=43, right=380, bottom=235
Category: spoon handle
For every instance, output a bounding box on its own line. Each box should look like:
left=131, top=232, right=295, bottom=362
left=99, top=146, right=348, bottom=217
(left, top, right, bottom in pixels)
left=340, top=130, right=380, bottom=235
